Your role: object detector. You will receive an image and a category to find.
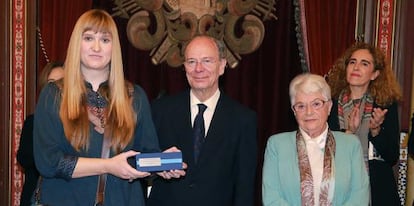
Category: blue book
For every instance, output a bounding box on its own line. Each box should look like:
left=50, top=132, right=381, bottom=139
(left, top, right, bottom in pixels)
left=136, top=152, right=183, bottom=172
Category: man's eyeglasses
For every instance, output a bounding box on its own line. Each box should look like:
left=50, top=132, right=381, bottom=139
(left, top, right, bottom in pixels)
left=292, top=98, right=330, bottom=113
left=184, top=57, right=217, bottom=68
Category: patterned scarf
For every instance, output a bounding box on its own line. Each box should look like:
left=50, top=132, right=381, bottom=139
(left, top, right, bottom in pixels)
left=297, top=130, right=335, bottom=206
left=337, top=90, right=373, bottom=168
left=87, top=87, right=108, bottom=133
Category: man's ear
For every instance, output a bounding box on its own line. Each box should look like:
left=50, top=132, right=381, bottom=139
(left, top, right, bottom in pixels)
left=219, top=59, right=227, bottom=75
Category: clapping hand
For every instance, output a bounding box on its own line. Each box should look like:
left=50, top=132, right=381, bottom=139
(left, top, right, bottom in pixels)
left=370, top=108, right=387, bottom=137
left=347, top=106, right=361, bottom=133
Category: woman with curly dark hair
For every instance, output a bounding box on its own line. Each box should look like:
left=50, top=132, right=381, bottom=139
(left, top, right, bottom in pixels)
left=326, top=42, right=402, bottom=205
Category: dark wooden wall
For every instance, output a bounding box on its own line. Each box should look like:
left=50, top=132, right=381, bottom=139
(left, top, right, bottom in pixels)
left=0, top=0, right=11, bottom=205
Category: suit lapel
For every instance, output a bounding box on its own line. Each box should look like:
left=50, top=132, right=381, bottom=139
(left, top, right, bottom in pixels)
left=173, top=91, right=197, bottom=166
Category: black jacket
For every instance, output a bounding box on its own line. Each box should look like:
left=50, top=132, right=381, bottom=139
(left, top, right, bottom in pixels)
left=17, top=114, right=39, bottom=206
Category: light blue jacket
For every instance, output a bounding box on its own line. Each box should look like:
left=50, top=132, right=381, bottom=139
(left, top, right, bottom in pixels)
left=262, top=131, right=369, bottom=206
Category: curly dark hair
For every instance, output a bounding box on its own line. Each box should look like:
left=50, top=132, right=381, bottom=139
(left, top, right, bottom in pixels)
left=326, top=42, right=401, bottom=106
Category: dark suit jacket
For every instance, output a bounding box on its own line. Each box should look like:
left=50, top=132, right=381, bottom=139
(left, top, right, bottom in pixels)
left=147, top=90, right=257, bottom=206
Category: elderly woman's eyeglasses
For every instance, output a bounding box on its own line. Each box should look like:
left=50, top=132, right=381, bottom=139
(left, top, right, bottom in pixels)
left=184, top=57, right=217, bottom=68
left=292, top=99, right=330, bottom=113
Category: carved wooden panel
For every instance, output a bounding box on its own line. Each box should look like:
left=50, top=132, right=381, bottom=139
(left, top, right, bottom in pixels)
left=112, top=0, right=277, bottom=68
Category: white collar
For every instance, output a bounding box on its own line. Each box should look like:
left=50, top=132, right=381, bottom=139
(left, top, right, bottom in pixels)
left=190, top=89, right=220, bottom=110
left=300, top=125, right=329, bottom=149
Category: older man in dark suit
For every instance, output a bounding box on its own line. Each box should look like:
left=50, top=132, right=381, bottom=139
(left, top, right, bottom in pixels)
left=147, top=35, right=257, bottom=206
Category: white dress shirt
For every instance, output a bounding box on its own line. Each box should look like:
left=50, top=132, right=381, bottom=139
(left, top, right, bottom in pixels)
left=190, top=89, right=220, bottom=136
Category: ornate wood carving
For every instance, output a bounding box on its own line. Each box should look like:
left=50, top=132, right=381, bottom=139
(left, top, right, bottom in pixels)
left=112, top=0, right=277, bottom=68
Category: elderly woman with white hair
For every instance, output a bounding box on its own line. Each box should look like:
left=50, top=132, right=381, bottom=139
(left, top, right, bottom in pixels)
left=262, top=73, right=369, bottom=206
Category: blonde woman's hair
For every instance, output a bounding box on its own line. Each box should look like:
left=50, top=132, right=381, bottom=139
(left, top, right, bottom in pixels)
left=60, top=9, right=136, bottom=153
left=326, top=42, right=401, bottom=106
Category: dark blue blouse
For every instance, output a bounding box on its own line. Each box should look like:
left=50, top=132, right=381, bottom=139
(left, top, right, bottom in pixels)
left=33, top=82, right=160, bottom=206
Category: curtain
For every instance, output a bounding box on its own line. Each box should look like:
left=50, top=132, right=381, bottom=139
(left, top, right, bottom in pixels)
left=299, top=0, right=357, bottom=75
left=37, top=0, right=93, bottom=78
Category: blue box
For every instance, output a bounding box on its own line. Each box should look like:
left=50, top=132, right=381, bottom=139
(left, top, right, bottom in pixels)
left=136, top=152, right=183, bottom=172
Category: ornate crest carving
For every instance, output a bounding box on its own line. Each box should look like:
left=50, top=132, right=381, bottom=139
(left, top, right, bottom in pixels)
left=112, top=0, right=277, bottom=68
